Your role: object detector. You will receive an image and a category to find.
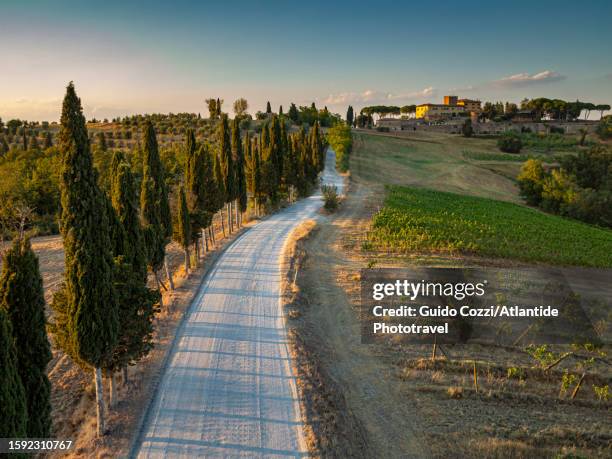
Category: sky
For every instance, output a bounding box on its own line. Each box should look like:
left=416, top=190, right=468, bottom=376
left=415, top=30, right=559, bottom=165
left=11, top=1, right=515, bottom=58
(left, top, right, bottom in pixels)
left=1, top=0, right=611, bottom=121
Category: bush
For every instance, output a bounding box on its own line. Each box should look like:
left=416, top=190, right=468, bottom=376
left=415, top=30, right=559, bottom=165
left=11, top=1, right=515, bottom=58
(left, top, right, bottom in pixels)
left=597, top=115, right=612, bottom=139
left=497, top=132, right=523, bottom=153
left=376, top=126, right=390, bottom=132
left=517, top=159, right=545, bottom=206
left=549, top=126, right=565, bottom=134
left=321, top=184, right=339, bottom=211
left=461, top=119, right=473, bottom=137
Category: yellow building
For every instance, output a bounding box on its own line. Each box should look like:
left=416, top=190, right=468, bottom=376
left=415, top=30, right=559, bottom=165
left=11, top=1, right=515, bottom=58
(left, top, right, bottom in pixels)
left=415, top=103, right=465, bottom=120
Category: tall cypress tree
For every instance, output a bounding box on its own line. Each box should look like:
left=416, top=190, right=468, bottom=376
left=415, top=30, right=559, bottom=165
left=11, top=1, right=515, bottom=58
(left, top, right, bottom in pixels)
left=106, top=153, right=158, bottom=396
left=266, top=101, right=272, bottom=114
left=231, top=118, right=246, bottom=223
left=140, top=120, right=172, bottom=287
left=218, top=115, right=234, bottom=231
left=186, top=135, right=212, bottom=257
left=0, top=309, right=27, bottom=441
left=346, top=106, right=354, bottom=126
left=213, top=152, right=226, bottom=215
left=0, top=238, right=52, bottom=438
left=288, top=103, right=299, bottom=124
left=175, top=186, right=191, bottom=272
left=51, top=82, right=118, bottom=437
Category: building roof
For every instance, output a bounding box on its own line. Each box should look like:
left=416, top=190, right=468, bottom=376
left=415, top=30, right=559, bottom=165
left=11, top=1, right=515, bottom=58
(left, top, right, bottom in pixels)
left=458, top=98, right=481, bottom=103
left=417, top=103, right=465, bottom=108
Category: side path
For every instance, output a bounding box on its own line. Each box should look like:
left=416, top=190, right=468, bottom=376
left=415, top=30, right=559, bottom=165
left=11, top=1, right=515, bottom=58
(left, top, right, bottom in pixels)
left=132, top=148, right=343, bottom=458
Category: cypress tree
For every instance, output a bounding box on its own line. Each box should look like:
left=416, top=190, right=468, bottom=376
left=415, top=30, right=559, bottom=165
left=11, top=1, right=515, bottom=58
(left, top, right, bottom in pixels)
left=213, top=152, right=226, bottom=214
left=140, top=121, right=172, bottom=288
left=218, top=115, right=234, bottom=231
left=288, top=103, right=299, bottom=124
left=231, top=118, right=246, bottom=224
left=22, top=129, right=27, bottom=150
left=0, top=238, right=52, bottom=438
left=279, top=105, right=284, bottom=116
left=43, top=131, right=53, bottom=149
left=107, top=154, right=159, bottom=399
left=236, top=129, right=247, bottom=214
left=186, top=134, right=212, bottom=258
left=346, top=106, right=354, bottom=126
left=266, top=101, right=272, bottom=114
left=175, top=186, right=191, bottom=272
left=51, top=82, right=118, bottom=437
left=0, top=309, right=27, bottom=441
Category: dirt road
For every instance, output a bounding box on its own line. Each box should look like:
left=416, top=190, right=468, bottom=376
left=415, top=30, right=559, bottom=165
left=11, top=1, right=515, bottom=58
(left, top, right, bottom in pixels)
left=132, top=149, right=343, bottom=458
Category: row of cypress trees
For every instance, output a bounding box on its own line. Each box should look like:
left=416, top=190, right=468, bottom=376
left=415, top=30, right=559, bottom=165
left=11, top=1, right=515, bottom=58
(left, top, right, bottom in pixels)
left=0, top=83, right=328, bottom=440
left=172, top=113, right=326, bottom=268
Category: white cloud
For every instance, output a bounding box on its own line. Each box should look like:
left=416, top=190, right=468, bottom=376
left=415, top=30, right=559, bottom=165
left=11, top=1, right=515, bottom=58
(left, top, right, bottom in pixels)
left=321, top=87, right=436, bottom=106
left=492, top=70, right=565, bottom=87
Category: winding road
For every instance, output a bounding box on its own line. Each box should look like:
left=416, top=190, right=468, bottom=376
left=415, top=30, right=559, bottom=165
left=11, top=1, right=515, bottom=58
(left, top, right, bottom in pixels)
left=133, top=148, right=343, bottom=458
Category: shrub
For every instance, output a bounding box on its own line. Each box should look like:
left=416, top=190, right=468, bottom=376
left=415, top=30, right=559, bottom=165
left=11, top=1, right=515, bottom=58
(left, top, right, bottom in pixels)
left=321, top=184, right=339, bottom=211
left=497, top=132, right=523, bottom=153
left=597, top=115, right=612, bottom=139
left=517, top=159, right=545, bottom=206
left=461, top=119, right=473, bottom=137
left=376, top=126, right=390, bottom=132
left=549, top=126, right=565, bottom=134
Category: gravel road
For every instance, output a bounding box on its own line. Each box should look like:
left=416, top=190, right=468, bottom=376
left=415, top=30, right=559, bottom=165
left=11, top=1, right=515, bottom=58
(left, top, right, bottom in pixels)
left=133, top=148, right=343, bottom=458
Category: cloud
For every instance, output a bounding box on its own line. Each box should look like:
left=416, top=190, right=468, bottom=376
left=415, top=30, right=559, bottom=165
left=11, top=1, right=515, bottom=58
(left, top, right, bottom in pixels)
left=321, top=87, right=436, bottom=106
left=492, top=70, right=565, bottom=87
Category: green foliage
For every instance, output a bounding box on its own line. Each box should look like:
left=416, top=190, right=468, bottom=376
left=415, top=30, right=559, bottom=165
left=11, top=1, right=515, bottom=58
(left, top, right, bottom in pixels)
left=497, top=132, right=523, bottom=153
left=51, top=82, right=118, bottom=369
left=0, top=238, right=51, bottom=437
left=218, top=115, right=235, bottom=203
left=140, top=120, right=171, bottom=272
left=0, top=309, right=27, bottom=440
left=461, top=118, right=473, bottom=138
left=517, top=159, right=546, bottom=206
left=596, top=115, right=612, bottom=139
left=327, top=123, right=352, bottom=172
left=321, top=184, right=339, bottom=211
left=234, top=123, right=247, bottom=212
left=517, top=146, right=612, bottom=227
left=175, top=185, right=191, bottom=250
left=526, top=344, right=558, bottom=367
left=107, top=154, right=159, bottom=372
left=369, top=186, right=612, bottom=267
left=593, top=384, right=609, bottom=401
left=346, top=105, right=354, bottom=126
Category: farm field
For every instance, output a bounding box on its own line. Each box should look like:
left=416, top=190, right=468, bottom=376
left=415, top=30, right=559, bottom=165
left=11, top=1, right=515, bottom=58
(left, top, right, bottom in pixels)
left=369, top=185, right=612, bottom=267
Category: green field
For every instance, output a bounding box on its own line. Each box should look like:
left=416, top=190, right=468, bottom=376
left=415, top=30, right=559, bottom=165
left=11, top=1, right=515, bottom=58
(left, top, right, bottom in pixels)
left=351, top=131, right=522, bottom=203
left=368, top=186, right=612, bottom=267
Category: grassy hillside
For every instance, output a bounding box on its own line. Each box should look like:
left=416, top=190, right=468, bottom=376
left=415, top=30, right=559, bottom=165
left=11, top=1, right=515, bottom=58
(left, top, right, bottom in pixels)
left=351, top=131, right=522, bottom=203
left=368, top=186, right=612, bottom=267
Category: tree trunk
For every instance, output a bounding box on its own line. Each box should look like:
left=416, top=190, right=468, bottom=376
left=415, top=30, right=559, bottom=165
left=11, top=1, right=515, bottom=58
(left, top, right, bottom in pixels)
left=164, top=256, right=174, bottom=290
left=94, top=367, right=106, bottom=437
left=220, top=210, right=226, bottom=237
left=203, top=228, right=209, bottom=252
left=154, top=273, right=164, bottom=308
left=235, top=200, right=239, bottom=228
left=255, top=197, right=258, bottom=217
left=108, top=372, right=117, bottom=408
left=184, top=248, right=190, bottom=274
left=227, top=202, right=232, bottom=233
left=122, top=366, right=128, bottom=385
